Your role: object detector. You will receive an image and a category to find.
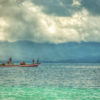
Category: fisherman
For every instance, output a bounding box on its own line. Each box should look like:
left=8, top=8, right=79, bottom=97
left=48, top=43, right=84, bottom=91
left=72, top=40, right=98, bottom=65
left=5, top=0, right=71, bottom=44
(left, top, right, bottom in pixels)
left=8, top=57, right=12, bottom=64
left=32, top=59, right=35, bottom=64
left=9, top=57, right=12, bottom=62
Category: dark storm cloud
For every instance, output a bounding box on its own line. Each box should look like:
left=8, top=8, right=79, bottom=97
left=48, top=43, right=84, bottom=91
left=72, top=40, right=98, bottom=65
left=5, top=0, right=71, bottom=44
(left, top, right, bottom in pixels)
left=31, top=0, right=82, bottom=16
left=31, top=0, right=100, bottom=16
left=81, top=0, right=100, bottom=15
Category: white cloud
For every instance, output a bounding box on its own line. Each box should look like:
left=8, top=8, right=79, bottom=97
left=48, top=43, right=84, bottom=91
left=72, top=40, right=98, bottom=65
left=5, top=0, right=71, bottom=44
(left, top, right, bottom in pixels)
left=72, top=0, right=81, bottom=6
left=0, top=0, right=100, bottom=43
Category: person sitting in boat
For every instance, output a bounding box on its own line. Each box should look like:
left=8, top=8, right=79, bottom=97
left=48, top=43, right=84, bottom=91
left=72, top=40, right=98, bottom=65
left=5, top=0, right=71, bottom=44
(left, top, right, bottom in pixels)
left=32, top=59, right=35, bottom=64
left=20, top=61, right=26, bottom=65
left=1, top=62, right=5, bottom=66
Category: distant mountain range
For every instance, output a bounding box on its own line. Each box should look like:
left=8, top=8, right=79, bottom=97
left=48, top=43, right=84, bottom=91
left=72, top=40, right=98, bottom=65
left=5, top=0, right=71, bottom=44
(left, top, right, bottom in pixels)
left=0, top=41, right=100, bottom=63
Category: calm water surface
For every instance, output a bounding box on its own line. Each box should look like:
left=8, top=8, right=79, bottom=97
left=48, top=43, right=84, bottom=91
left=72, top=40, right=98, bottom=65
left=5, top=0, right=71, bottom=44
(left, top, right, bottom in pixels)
left=0, top=63, right=100, bottom=100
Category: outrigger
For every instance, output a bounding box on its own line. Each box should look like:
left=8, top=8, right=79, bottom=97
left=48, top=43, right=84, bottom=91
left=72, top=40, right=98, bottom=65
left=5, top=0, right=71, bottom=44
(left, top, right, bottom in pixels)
left=0, top=58, right=40, bottom=67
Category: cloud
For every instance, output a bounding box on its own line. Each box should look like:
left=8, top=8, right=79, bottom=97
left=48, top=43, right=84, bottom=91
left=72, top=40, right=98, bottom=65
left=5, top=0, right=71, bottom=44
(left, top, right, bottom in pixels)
left=0, top=0, right=100, bottom=43
left=72, top=0, right=81, bottom=6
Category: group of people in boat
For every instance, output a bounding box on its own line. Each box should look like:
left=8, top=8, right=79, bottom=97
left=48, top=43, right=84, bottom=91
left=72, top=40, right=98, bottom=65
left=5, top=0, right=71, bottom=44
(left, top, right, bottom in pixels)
left=1, top=57, right=39, bottom=65
left=1, top=57, right=13, bottom=66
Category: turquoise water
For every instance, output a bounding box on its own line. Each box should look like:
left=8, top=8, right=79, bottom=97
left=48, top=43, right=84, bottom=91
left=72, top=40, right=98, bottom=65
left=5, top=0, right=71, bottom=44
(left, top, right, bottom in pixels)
left=0, top=63, right=100, bottom=100
left=0, top=87, right=100, bottom=100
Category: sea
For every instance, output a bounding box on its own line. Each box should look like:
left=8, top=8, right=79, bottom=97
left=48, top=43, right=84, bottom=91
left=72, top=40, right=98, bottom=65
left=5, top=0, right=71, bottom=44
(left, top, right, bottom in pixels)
left=0, top=63, right=100, bottom=100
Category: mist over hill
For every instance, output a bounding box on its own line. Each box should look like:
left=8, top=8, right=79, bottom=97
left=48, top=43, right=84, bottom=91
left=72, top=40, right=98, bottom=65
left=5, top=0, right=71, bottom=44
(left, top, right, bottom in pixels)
left=0, top=41, right=100, bottom=63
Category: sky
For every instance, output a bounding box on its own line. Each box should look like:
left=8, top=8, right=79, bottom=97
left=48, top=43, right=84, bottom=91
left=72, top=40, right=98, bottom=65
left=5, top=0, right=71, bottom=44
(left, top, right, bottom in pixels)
left=0, top=0, right=100, bottom=44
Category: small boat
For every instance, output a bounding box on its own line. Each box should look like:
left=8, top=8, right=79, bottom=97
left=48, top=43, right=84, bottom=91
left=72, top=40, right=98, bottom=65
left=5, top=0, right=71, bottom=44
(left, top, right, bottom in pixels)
left=0, top=58, right=40, bottom=67
left=0, top=63, right=40, bottom=67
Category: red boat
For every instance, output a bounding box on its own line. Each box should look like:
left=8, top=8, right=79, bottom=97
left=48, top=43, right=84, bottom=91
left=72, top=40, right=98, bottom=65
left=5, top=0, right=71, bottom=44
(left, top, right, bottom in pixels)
left=0, top=58, right=40, bottom=67
left=0, top=63, right=40, bottom=67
